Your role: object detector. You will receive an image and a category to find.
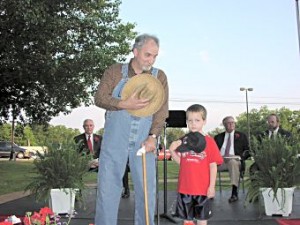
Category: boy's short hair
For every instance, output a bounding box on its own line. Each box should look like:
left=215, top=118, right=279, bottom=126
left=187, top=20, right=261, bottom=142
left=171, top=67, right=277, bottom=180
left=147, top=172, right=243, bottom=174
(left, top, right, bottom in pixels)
left=186, top=104, right=207, bottom=120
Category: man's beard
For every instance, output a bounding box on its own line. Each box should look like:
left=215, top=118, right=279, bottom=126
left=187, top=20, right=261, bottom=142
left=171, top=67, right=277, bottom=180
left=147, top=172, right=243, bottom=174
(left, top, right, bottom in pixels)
left=142, top=65, right=152, bottom=71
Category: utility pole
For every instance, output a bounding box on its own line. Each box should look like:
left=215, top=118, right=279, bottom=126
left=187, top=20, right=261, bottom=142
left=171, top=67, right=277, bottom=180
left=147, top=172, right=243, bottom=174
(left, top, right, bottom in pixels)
left=296, top=0, right=300, bottom=56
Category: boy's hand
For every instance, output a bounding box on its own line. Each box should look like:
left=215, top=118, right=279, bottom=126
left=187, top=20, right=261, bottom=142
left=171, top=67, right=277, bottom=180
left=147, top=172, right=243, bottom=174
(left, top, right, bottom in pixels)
left=207, top=186, right=216, bottom=198
left=169, top=140, right=182, bottom=152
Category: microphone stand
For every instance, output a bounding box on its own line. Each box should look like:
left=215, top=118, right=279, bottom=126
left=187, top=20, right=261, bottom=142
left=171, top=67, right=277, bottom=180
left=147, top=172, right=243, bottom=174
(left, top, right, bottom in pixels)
left=155, top=136, right=160, bottom=225
left=159, top=122, right=177, bottom=223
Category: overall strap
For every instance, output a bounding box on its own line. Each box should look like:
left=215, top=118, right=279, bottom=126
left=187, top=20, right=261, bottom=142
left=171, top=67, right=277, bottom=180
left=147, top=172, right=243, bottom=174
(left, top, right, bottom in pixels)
left=121, top=64, right=129, bottom=78
left=151, top=67, right=158, bottom=77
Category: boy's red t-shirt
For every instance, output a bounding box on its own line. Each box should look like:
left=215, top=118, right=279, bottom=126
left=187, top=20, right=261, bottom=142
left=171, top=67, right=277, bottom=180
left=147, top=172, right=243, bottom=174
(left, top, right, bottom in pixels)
left=177, top=135, right=223, bottom=196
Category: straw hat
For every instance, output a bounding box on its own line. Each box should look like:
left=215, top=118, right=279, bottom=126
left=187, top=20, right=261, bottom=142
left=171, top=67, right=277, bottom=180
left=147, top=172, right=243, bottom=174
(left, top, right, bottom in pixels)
left=121, top=73, right=165, bottom=117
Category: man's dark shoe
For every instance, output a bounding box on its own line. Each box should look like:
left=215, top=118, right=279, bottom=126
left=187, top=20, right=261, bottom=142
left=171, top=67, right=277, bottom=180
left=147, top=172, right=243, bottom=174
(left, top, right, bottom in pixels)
left=122, top=189, right=130, bottom=198
left=228, top=195, right=238, bottom=203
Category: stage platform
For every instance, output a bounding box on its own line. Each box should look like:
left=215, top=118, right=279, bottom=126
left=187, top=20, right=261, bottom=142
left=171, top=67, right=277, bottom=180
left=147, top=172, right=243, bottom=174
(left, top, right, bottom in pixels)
left=0, top=187, right=299, bottom=225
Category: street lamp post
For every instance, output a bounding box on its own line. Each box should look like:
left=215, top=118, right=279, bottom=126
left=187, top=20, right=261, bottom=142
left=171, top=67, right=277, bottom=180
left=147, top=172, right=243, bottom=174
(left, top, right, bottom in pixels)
left=240, top=87, right=253, bottom=148
left=296, top=0, right=300, bottom=56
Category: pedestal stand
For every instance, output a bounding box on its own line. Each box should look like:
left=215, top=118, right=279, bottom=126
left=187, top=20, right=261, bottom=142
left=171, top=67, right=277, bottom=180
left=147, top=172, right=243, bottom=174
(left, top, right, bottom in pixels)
left=159, top=110, right=186, bottom=224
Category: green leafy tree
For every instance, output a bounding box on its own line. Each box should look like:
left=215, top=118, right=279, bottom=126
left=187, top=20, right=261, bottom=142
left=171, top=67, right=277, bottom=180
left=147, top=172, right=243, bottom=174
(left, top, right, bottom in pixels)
left=0, top=123, right=28, bottom=145
left=277, top=107, right=300, bottom=136
left=236, top=106, right=300, bottom=140
left=0, top=123, right=81, bottom=147
left=22, top=125, right=40, bottom=146
left=30, top=125, right=52, bottom=146
left=235, top=107, right=270, bottom=137
left=1, top=0, right=136, bottom=124
left=208, top=127, right=224, bottom=137
left=97, top=128, right=104, bottom=136
left=0, top=124, right=12, bottom=141
left=41, top=125, right=79, bottom=148
left=16, top=125, right=37, bottom=146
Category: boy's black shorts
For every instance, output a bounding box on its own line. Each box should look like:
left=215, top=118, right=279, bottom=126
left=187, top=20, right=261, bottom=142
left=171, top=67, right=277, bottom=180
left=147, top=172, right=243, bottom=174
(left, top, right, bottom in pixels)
left=175, top=193, right=212, bottom=220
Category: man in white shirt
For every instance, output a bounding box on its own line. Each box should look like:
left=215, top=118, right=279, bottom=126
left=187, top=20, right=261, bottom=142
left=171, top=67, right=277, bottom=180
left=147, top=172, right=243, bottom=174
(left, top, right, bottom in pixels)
left=74, top=119, right=102, bottom=170
left=214, top=116, right=249, bottom=203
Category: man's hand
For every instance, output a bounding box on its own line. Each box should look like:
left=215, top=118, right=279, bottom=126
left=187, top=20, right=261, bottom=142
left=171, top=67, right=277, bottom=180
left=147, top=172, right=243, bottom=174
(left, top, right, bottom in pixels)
left=89, top=158, right=99, bottom=168
left=119, top=90, right=150, bottom=110
left=143, top=136, right=157, bottom=153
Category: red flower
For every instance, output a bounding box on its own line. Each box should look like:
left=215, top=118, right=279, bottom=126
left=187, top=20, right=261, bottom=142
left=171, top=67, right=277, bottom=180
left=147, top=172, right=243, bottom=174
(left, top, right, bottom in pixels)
left=23, top=207, right=56, bottom=225
left=0, top=222, right=13, bottom=225
left=30, top=211, right=45, bottom=224
left=94, top=136, right=100, bottom=142
left=39, top=207, right=54, bottom=218
left=23, top=216, right=31, bottom=225
left=234, top=133, right=240, bottom=139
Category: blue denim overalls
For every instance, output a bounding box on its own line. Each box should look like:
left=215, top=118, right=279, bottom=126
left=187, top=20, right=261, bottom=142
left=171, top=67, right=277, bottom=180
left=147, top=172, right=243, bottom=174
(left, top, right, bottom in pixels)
left=95, top=64, right=158, bottom=225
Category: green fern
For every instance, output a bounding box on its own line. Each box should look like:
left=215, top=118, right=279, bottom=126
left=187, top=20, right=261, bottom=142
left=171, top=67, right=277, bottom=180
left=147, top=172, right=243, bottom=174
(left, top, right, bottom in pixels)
left=245, top=135, right=300, bottom=205
left=25, top=141, right=91, bottom=202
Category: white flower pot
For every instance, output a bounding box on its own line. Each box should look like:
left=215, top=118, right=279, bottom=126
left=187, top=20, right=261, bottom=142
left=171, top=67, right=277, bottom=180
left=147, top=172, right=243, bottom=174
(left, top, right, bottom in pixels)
left=260, top=187, right=295, bottom=217
left=49, top=188, right=78, bottom=214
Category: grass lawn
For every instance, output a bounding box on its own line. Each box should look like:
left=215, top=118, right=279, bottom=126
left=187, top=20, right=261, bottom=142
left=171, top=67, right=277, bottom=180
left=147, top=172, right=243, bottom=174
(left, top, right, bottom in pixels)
left=0, top=160, right=36, bottom=195
left=0, top=159, right=253, bottom=196
left=0, top=160, right=180, bottom=196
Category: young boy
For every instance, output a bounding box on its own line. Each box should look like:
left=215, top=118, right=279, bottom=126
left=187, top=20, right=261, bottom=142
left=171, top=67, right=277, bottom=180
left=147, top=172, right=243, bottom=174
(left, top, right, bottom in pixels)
left=169, top=104, right=223, bottom=225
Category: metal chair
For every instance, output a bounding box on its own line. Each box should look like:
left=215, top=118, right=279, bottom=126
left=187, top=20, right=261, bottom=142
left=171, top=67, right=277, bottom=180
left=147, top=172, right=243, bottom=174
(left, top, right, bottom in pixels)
left=217, top=159, right=245, bottom=193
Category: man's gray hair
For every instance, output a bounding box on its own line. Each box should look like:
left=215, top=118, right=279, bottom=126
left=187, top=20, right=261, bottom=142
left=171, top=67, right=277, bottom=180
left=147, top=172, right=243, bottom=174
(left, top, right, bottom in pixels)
left=83, top=119, right=94, bottom=125
left=132, top=34, right=159, bottom=50
left=222, top=116, right=235, bottom=126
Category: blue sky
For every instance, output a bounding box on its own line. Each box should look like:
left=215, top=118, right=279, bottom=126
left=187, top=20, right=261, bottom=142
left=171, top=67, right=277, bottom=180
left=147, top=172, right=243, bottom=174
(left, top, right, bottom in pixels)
left=51, top=0, right=300, bottom=132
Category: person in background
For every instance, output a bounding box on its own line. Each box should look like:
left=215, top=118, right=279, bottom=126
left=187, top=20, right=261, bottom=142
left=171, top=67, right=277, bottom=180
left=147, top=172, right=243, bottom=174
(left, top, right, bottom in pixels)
left=262, top=113, right=292, bottom=139
left=122, top=159, right=130, bottom=198
left=169, top=104, right=223, bottom=225
left=94, top=33, right=169, bottom=225
left=74, top=119, right=102, bottom=170
left=214, top=116, right=249, bottom=203
left=249, top=113, right=292, bottom=176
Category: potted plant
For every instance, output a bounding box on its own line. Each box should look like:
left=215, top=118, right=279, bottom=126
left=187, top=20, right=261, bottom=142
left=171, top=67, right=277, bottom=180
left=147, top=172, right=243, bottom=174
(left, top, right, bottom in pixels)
left=246, top=135, right=300, bottom=216
left=25, top=141, right=91, bottom=215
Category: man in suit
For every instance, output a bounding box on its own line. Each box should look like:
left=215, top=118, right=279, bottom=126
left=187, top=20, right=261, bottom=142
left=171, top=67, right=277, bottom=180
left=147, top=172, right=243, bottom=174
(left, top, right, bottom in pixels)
left=250, top=113, right=292, bottom=177
left=214, top=116, right=249, bottom=203
left=74, top=119, right=102, bottom=170
left=263, top=113, right=291, bottom=139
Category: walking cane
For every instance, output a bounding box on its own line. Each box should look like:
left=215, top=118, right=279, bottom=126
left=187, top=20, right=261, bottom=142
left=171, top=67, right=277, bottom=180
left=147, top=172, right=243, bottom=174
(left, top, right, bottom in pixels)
left=137, top=147, right=150, bottom=225
left=142, top=152, right=150, bottom=225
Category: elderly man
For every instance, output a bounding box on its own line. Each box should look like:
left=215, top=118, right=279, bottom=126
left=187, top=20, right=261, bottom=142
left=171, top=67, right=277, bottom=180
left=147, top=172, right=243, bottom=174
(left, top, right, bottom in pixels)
left=94, top=34, right=169, bottom=225
left=214, top=116, right=249, bottom=203
left=74, top=119, right=102, bottom=170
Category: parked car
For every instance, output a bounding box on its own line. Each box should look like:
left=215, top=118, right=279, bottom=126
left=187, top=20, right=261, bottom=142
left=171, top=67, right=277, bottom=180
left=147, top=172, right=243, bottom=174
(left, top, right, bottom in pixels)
left=21, top=146, right=48, bottom=158
left=157, top=149, right=172, bottom=161
left=0, top=141, right=27, bottom=159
